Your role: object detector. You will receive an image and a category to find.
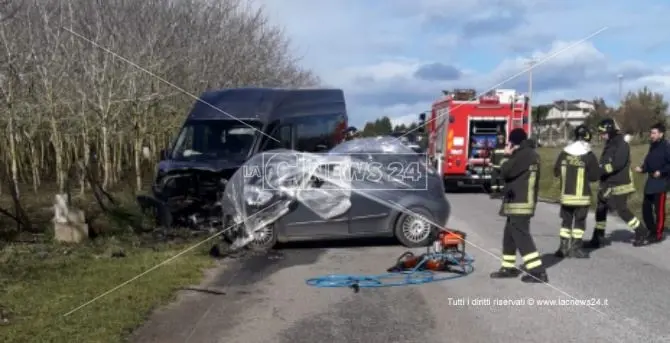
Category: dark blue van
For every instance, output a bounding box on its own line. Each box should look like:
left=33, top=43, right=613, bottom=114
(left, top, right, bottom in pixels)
left=141, top=88, right=348, bottom=229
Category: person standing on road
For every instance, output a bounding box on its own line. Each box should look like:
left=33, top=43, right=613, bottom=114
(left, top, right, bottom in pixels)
left=490, top=128, right=548, bottom=283
left=634, top=122, right=670, bottom=242
left=489, top=132, right=507, bottom=199
left=552, top=125, right=600, bottom=259
left=344, top=126, right=358, bottom=141
left=586, top=118, right=651, bottom=248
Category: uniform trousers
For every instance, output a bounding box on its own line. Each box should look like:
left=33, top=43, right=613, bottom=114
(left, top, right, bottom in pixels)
left=594, top=192, right=645, bottom=234
left=642, top=192, right=667, bottom=239
left=500, top=216, right=545, bottom=272
left=558, top=205, right=589, bottom=240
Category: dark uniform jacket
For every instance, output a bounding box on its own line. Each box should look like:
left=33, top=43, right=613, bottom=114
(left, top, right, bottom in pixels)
left=553, top=141, right=600, bottom=206
left=641, top=139, right=670, bottom=194
left=499, top=140, right=540, bottom=217
left=599, top=133, right=635, bottom=196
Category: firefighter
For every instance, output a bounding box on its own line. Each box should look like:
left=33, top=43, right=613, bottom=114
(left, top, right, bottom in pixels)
left=490, top=128, right=548, bottom=283
left=344, top=126, right=358, bottom=141
left=552, top=125, right=600, bottom=258
left=489, top=132, right=507, bottom=199
left=586, top=118, right=651, bottom=248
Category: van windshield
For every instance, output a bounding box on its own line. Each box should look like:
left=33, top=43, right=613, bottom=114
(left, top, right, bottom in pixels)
left=171, top=120, right=262, bottom=160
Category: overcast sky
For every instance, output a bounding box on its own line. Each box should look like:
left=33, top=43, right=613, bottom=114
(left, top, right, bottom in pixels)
left=253, top=0, right=670, bottom=127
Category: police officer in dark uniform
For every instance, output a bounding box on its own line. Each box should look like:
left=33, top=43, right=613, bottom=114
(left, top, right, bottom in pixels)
left=552, top=125, right=600, bottom=258
left=490, top=128, right=548, bottom=283
left=586, top=118, right=651, bottom=248
left=489, top=132, right=507, bottom=199
left=634, top=122, right=670, bottom=242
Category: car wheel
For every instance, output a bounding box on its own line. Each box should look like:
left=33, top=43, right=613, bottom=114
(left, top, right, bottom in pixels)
left=247, top=224, right=278, bottom=251
left=394, top=209, right=437, bottom=248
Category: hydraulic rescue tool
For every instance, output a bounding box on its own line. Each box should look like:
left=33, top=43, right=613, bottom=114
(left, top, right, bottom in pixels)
left=305, top=230, right=474, bottom=292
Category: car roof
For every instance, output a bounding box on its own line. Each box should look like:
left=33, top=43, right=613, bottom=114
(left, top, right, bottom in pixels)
left=330, top=136, right=418, bottom=155
left=186, top=88, right=346, bottom=121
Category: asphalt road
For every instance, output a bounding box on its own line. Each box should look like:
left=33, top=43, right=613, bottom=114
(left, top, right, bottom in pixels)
left=132, top=193, right=670, bottom=343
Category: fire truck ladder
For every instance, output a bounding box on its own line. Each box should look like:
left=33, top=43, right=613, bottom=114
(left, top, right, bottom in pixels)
left=510, top=94, right=528, bottom=128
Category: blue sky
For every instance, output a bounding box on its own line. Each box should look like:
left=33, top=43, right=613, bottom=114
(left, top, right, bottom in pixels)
left=254, top=0, right=670, bottom=127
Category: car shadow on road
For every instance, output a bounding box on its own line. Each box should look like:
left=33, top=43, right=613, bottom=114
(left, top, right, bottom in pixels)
left=276, top=237, right=399, bottom=250
left=210, top=237, right=401, bottom=288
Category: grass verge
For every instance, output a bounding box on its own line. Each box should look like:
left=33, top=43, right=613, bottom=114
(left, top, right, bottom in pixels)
left=537, top=144, right=669, bottom=219
left=0, top=237, right=213, bottom=343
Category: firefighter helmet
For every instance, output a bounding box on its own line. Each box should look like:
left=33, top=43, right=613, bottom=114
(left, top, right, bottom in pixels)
left=597, top=118, right=619, bottom=137
left=573, top=125, right=592, bottom=142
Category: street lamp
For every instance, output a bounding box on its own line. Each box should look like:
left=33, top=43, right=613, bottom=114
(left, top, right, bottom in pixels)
left=526, top=59, right=536, bottom=137
left=563, top=100, right=568, bottom=141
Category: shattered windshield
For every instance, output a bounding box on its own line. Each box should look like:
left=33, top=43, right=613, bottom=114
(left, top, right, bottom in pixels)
left=171, top=120, right=262, bottom=160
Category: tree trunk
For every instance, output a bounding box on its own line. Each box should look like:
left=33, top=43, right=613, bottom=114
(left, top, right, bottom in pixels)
left=50, top=118, right=65, bottom=193
left=29, top=142, right=39, bottom=193
left=8, top=116, right=20, bottom=199
left=102, top=124, right=110, bottom=188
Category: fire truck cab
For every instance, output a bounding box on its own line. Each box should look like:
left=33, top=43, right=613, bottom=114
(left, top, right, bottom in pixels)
left=425, top=88, right=530, bottom=191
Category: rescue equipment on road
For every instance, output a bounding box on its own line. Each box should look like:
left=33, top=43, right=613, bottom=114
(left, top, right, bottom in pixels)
left=305, top=230, right=475, bottom=292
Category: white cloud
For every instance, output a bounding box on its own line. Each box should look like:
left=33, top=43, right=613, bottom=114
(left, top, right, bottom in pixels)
left=252, top=0, right=670, bottom=126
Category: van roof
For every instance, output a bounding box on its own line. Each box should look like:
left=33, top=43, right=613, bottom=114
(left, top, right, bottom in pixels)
left=186, top=87, right=346, bottom=121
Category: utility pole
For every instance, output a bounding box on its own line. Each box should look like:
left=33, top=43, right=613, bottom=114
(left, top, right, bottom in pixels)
left=526, top=59, right=535, bottom=137
left=617, top=74, right=624, bottom=125
left=563, top=100, right=568, bottom=141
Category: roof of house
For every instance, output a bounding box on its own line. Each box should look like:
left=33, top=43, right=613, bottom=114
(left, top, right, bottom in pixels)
left=550, top=99, right=593, bottom=111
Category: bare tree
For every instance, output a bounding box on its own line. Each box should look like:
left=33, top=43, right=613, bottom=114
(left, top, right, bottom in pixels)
left=618, top=87, right=668, bottom=136
left=0, top=0, right=320, bottom=237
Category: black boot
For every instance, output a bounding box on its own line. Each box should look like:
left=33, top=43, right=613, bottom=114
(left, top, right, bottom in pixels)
left=647, top=230, right=665, bottom=244
left=568, top=239, right=589, bottom=258
left=633, top=228, right=651, bottom=247
left=585, top=229, right=607, bottom=248
left=490, top=267, right=521, bottom=279
left=521, top=270, right=549, bottom=283
left=554, top=238, right=571, bottom=258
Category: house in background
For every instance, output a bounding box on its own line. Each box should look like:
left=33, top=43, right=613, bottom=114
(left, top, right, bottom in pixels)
left=535, top=99, right=594, bottom=145
left=539, top=99, right=594, bottom=131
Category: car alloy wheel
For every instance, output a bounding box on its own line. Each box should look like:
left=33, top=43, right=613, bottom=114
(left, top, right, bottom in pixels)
left=248, top=225, right=277, bottom=250
left=401, top=215, right=431, bottom=243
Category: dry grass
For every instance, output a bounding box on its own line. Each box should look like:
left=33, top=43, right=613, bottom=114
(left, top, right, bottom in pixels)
left=0, top=186, right=214, bottom=343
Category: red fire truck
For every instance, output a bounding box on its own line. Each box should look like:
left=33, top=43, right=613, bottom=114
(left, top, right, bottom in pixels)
left=425, top=88, right=530, bottom=191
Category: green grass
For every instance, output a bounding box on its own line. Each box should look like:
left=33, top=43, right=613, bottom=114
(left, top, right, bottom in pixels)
left=0, top=238, right=213, bottom=343
left=536, top=144, right=665, bottom=219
